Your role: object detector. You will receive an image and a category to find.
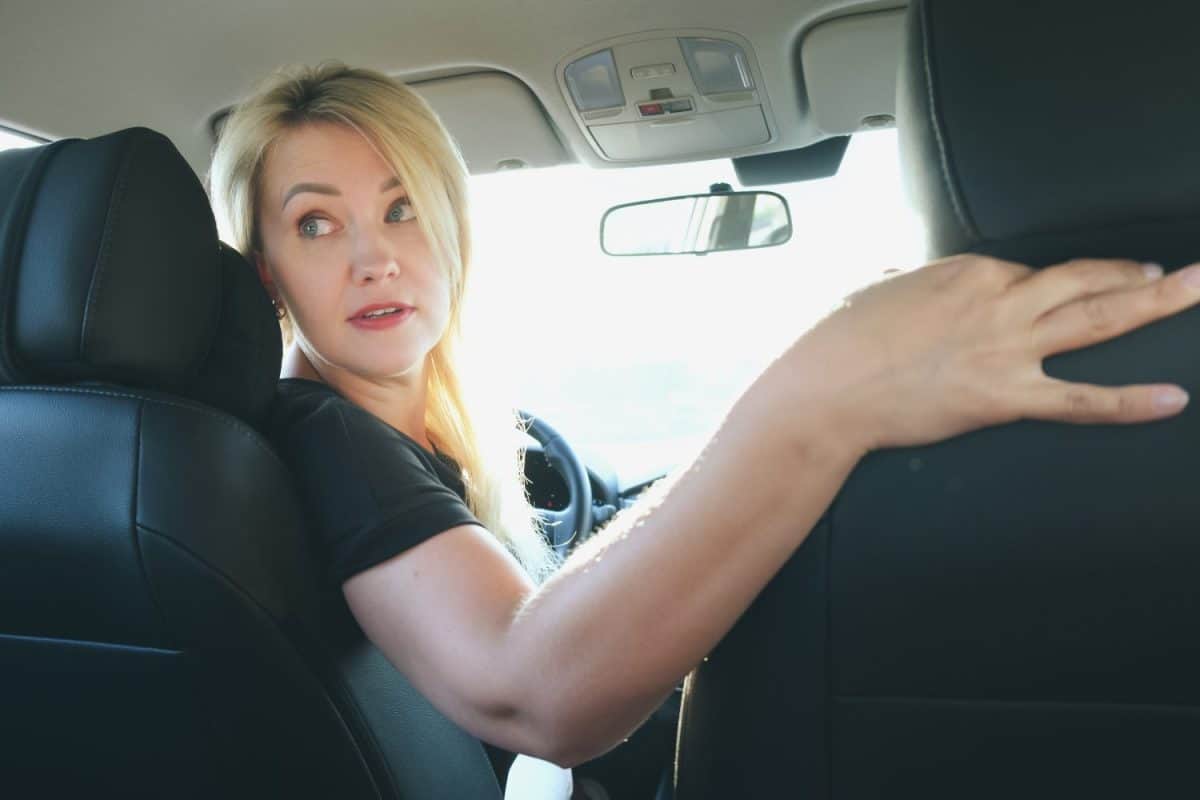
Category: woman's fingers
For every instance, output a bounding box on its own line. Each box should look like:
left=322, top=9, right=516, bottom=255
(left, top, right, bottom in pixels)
left=1013, top=258, right=1161, bottom=315
left=1025, top=262, right=1200, bottom=426
left=801, top=254, right=1200, bottom=452
left=1032, top=263, right=1200, bottom=355
left=1029, top=379, right=1189, bottom=424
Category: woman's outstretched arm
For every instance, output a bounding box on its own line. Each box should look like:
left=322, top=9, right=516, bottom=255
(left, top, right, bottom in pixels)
left=344, top=255, right=1200, bottom=766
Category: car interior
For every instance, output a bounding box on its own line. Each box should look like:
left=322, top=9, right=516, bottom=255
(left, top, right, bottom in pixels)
left=2, top=1, right=1200, bottom=798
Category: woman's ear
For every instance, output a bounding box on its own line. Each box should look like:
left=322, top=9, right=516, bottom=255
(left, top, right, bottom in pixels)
left=253, top=252, right=277, bottom=300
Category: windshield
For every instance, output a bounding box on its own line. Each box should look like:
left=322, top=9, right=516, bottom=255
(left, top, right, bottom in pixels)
left=467, top=130, right=925, bottom=483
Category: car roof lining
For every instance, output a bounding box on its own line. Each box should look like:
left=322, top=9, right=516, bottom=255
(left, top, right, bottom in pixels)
left=0, top=0, right=905, bottom=176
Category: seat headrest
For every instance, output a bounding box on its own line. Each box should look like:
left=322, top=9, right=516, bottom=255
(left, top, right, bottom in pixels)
left=898, top=0, right=1200, bottom=267
left=0, top=127, right=280, bottom=423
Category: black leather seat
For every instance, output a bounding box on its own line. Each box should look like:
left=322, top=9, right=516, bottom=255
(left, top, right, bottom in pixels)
left=674, top=2, right=1200, bottom=797
left=0, top=128, right=503, bottom=798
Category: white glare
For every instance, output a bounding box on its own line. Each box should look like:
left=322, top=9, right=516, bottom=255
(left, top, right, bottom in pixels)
left=0, top=128, right=40, bottom=150
left=470, top=131, right=924, bottom=480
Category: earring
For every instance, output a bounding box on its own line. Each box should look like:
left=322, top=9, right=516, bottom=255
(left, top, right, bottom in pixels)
left=272, top=299, right=287, bottom=320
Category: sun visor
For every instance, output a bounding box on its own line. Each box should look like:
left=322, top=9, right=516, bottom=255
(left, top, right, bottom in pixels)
left=800, top=9, right=905, bottom=136
left=411, top=72, right=569, bottom=173
left=209, top=71, right=569, bottom=176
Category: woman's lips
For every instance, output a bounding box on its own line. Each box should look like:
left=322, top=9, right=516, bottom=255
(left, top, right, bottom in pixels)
left=348, top=307, right=415, bottom=330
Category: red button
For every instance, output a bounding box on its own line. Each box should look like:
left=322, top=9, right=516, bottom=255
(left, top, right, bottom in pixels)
left=639, top=103, right=664, bottom=116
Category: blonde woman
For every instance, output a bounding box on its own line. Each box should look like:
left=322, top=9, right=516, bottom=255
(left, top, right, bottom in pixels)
left=208, top=62, right=1200, bottom=788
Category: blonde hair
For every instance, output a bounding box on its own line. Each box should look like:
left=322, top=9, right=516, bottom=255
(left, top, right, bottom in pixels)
left=208, top=62, right=557, bottom=581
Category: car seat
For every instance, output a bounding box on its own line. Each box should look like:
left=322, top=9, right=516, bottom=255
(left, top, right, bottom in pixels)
left=673, top=1, right=1200, bottom=797
left=0, top=127, right=504, bottom=799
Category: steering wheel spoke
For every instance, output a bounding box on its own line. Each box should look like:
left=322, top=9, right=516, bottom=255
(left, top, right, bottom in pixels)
left=520, top=410, right=593, bottom=558
left=537, top=508, right=576, bottom=549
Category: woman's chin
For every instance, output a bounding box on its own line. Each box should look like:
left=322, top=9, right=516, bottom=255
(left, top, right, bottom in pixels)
left=304, top=335, right=434, bottom=383
left=349, top=353, right=429, bottom=382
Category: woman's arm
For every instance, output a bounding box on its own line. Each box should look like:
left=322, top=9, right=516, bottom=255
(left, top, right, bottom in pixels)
left=345, top=255, right=1200, bottom=767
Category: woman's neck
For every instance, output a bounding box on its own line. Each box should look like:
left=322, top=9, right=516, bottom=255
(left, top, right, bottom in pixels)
left=281, top=343, right=433, bottom=452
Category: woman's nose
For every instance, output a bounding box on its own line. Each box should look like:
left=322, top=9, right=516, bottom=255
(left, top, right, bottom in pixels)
left=350, top=228, right=401, bottom=284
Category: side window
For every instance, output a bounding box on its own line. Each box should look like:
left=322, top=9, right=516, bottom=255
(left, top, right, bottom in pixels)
left=0, top=126, right=41, bottom=153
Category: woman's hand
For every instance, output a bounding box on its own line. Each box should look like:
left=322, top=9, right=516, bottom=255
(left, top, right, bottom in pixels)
left=779, top=255, right=1200, bottom=455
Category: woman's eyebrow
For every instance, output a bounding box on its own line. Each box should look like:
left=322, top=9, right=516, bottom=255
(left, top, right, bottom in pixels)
left=282, top=182, right=338, bottom=210
left=281, top=176, right=404, bottom=210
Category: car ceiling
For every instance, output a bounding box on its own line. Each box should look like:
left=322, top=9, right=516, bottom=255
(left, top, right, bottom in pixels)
left=0, top=0, right=905, bottom=176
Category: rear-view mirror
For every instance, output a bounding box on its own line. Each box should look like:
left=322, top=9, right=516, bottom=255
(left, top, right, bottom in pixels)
left=601, top=188, right=791, bottom=257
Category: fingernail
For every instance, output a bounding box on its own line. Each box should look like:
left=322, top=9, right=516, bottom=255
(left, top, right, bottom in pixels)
left=1180, top=264, right=1200, bottom=288
left=1154, top=387, right=1189, bottom=411
left=1143, top=262, right=1164, bottom=279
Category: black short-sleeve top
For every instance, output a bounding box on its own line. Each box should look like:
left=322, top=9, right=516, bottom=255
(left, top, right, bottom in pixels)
left=266, top=378, right=481, bottom=585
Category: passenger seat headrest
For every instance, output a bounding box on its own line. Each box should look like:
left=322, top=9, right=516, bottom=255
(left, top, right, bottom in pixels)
left=0, top=127, right=280, bottom=423
left=898, top=0, right=1200, bottom=267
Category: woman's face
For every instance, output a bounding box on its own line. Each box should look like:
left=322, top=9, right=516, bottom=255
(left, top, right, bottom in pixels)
left=255, top=122, right=452, bottom=383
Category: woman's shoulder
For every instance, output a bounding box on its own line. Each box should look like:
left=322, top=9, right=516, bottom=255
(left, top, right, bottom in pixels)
left=266, top=380, right=478, bottom=584
left=267, top=378, right=460, bottom=489
left=273, top=378, right=405, bottom=445
left=272, top=377, right=364, bottom=426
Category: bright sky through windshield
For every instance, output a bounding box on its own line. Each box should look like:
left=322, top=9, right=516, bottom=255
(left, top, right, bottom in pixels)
left=467, top=130, right=926, bottom=482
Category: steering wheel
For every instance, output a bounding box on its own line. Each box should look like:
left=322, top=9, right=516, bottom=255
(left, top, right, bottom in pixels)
left=519, top=411, right=593, bottom=556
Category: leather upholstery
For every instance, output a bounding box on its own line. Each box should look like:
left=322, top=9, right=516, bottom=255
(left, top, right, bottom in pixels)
left=0, top=128, right=502, bottom=798
left=897, top=0, right=1200, bottom=266
left=675, top=2, right=1200, bottom=797
left=0, top=128, right=278, bottom=423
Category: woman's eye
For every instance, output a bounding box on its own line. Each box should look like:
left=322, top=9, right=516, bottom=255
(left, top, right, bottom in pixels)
left=386, top=199, right=417, bottom=223
left=298, top=217, right=334, bottom=238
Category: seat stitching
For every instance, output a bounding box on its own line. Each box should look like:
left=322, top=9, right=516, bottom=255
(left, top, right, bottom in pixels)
left=80, top=134, right=135, bottom=360
left=0, top=143, right=60, bottom=381
left=130, top=398, right=177, bottom=647
left=0, top=385, right=282, bottom=466
left=312, top=651, right=405, bottom=799
left=136, top=522, right=387, bottom=798
left=0, top=630, right=180, bottom=655
left=920, top=0, right=979, bottom=241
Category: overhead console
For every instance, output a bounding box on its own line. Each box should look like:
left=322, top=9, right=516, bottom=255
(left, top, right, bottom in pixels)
left=556, top=30, right=776, bottom=164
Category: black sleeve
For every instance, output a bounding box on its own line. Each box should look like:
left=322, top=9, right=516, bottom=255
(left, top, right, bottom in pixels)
left=271, top=392, right=481, bottom=585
